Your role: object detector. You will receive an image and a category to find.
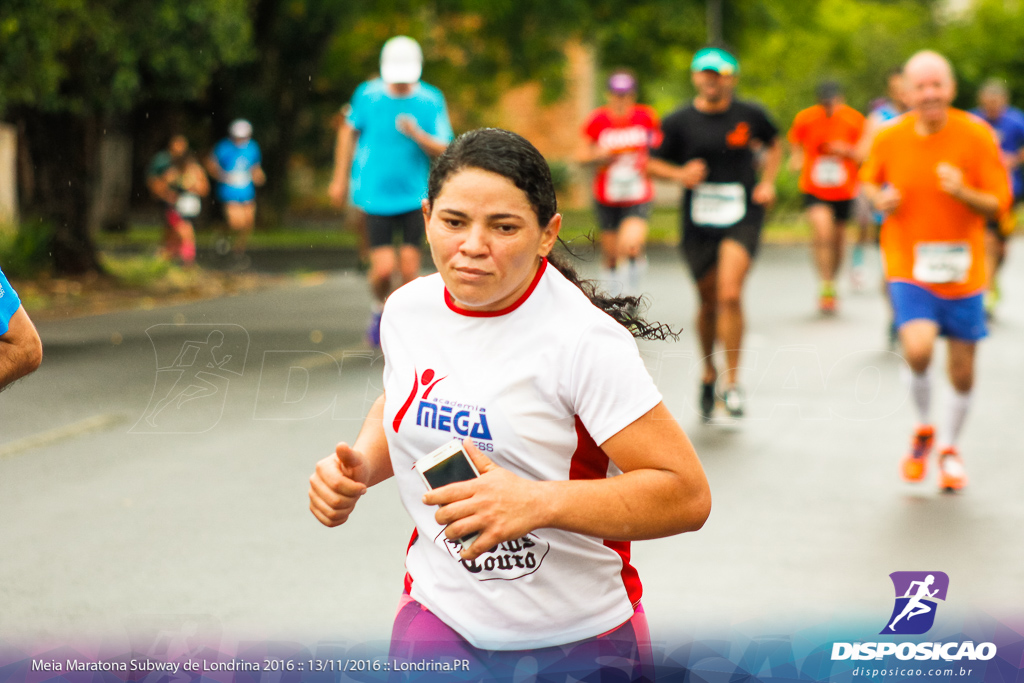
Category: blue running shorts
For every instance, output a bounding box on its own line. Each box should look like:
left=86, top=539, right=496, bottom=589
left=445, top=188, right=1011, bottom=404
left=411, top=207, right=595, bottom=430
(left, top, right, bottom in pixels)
left=889, top=281, right=987, bottom=342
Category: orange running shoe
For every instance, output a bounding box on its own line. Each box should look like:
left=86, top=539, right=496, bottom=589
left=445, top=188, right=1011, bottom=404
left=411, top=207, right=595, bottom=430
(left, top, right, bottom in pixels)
left=900, top=425, right=934, bottom=482
left=938, top=447, right=967, bottom=492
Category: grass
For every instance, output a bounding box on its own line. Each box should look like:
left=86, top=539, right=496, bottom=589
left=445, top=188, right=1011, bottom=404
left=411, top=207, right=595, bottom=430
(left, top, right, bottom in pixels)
left=97, top=224, right=361, bottom=251
left=96, top=207, right=812, bottom=253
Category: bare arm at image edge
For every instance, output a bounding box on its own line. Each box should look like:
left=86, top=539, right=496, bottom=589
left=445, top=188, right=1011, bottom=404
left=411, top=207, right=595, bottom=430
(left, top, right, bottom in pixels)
left=0, top=306, right=43, bottom=391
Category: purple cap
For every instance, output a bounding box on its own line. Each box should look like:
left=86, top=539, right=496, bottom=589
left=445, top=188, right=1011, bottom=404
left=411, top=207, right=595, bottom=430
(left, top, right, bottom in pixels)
left=608, top=72, right=637, bottom=94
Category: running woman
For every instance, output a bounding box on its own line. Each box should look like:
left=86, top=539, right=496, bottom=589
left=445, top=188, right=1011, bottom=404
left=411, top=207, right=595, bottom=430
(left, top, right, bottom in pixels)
left=971, top=79, right=1024, bottom=317
left=648, top=46, right=781, bottom=421
left=309, top=129, right=710, bottom=678
left=578, top=70, right=662, bottom=298
left=0, top=265, right=42, bottom=391
left=328, top=36, right=453, bottom=347
left=146, top=135, right=209, bottom=267
left=206, top=119, right=265, bottom=268
left=861, top=51, right=1011, bottom=492
left=788, top=81, right=865, bottom=314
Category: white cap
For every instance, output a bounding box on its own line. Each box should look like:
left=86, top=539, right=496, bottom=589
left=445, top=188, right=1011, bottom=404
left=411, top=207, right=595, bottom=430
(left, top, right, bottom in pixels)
left=380, top=36, right=422, bottom=84
left=229, top=119, right=253, bottom=139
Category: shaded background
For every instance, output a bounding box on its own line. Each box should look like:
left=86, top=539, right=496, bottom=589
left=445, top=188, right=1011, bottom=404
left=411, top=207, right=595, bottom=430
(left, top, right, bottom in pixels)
left=1, top=0, right=1024, bottom=274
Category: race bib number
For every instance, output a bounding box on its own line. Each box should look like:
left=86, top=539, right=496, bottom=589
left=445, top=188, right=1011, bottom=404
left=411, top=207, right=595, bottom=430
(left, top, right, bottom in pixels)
left=225, top=168, right=251, bottom=188
left=691, top=183, right=746, bottom=227
left=604, top=153, right=645, bottom=203
left=811, top=155, right=847, bottom=188
left=913, top=242, right=971, bottom=284
left=175, top=192, right=202, bottom=218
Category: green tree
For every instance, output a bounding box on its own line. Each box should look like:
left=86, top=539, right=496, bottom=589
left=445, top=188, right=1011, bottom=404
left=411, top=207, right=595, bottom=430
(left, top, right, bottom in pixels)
left=0, top=0, right=251, bottom=274
left=936, top=0, right=1024, bottom=108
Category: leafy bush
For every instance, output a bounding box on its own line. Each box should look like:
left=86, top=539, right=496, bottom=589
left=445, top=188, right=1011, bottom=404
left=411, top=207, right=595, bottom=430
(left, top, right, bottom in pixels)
left=0, top=219, right=53, bottom=277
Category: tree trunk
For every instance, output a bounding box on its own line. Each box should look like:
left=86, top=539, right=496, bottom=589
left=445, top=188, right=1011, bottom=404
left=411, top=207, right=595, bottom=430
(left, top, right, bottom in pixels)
left=0, top=123, right=18, bottom=233
left=89, top=113, right=134, bottom=234
left=21, top=110, right=103, bottom=275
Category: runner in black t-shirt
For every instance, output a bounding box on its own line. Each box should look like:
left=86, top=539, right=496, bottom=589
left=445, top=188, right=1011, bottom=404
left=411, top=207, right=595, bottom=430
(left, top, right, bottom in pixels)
left=649, top=47, right=781, bottom=422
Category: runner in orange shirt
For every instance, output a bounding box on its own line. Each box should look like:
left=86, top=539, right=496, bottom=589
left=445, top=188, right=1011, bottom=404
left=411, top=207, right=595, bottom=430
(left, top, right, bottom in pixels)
left=861, top=50, right=1011, bottom=492
left=789, top=82, right=865, bottom=313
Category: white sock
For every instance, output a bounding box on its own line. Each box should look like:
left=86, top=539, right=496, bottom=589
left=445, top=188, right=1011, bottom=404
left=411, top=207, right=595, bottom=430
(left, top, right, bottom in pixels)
left=624, top=256, right=647, bottom=297
left=602, top=266, right=623, bottom=296
left=909, top=371, right=931, bottom=425
left=938, top=389, right=971, bottom=450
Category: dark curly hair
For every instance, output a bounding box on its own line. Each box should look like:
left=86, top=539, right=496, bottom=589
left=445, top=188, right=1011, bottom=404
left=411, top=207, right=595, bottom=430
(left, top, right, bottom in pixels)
left=427, top=128, right=678, bottom=341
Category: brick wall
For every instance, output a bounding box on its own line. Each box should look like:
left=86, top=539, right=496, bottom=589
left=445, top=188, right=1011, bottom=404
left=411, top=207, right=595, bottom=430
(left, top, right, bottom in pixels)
left=487, top=41, right=596, bottom=208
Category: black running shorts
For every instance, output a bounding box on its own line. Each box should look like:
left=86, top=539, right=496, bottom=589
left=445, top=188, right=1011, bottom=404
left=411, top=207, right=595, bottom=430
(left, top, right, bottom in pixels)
left=594, top=201, right=652, bottom=232
left=802, top=193, right=853, bottom=222
left=681, top=204, right=765, bottom=281
left=366, top=209, right=425, bottom=248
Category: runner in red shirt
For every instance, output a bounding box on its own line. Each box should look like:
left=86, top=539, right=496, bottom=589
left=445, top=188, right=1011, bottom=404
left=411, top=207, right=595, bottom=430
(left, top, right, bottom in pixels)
left=788, top=81, right=865, bottom=313
left=579, top=71, right=662, bottom=301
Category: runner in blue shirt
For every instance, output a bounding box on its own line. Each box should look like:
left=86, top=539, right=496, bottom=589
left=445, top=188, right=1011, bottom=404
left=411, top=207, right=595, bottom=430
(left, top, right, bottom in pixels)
left=206, top=119, right=265, bottom=267
left=972, top=79, right=1024, bottom=317
left=0, top=265, right=42, bottom=391
left=328, top=36, right=453, bottom=347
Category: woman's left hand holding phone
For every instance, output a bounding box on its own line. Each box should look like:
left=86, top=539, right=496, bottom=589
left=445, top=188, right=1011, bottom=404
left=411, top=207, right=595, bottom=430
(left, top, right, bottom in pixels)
left=424, top=439, right=548, bottom=561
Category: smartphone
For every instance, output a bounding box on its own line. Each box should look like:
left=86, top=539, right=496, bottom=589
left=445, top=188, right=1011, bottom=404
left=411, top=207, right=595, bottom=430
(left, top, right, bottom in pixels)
left=414, top=441, right=481, bottom=548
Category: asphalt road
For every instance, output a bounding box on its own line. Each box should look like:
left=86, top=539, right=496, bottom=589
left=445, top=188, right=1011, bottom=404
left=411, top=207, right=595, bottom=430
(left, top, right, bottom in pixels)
left=2, top=241, right=1022, bottom=647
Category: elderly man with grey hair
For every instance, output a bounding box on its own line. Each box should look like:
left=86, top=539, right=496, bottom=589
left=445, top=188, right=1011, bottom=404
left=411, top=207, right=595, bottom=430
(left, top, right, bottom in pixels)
left=860, top=50, right=1012, bottom=493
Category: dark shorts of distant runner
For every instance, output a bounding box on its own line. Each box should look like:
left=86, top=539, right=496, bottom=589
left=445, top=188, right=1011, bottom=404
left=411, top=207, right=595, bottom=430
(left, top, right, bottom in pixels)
left=366, top=209, right=424, bottom=248
left=802, top=193, right=853, bottom=222
left=594, top=201, right=652, bottom=233
left=681, top=204, right=764, bottom=281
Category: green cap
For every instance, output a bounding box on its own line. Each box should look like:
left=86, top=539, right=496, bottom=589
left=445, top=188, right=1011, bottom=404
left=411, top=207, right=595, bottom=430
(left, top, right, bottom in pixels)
left=691, top=48, right=739, bottom=76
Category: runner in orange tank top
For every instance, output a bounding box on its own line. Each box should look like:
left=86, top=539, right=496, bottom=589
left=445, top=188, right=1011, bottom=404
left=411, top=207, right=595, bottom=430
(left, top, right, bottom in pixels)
left=860, top=50, right=1011, bottom=493
left=788, top=81, right=865, bottom=313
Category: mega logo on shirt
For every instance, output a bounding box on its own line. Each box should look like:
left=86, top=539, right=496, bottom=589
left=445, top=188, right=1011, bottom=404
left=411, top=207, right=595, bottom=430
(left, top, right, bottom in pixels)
left=393, top=368, right=493, bottom=441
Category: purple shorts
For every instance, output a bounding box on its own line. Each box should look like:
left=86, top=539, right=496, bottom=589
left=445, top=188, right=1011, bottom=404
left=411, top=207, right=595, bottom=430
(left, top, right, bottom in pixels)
left=388, top=594, right=654, bottom=682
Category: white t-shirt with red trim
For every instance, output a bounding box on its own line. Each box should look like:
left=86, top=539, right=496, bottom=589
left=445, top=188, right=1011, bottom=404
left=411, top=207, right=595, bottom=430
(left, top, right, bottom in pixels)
left=582, top=105, right=662, bottom=206
left=380, top=259, right=663, bottom=650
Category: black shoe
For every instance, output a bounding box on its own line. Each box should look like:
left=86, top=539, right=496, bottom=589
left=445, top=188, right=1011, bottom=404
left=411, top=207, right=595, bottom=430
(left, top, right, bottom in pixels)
left=723, top=385, right=745, bottom=418
left=700, top=382, right=715, bottom=423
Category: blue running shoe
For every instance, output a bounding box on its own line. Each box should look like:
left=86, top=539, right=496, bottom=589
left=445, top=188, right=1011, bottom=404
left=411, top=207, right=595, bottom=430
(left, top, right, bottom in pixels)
left=367, top=309, right=383, bottom=347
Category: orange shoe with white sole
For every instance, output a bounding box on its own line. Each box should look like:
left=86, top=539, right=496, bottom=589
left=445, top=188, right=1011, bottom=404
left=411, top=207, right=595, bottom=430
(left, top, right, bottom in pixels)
left=938, top=447, right=967, bottom=492
left=901, top=425, right=935, bottom=482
